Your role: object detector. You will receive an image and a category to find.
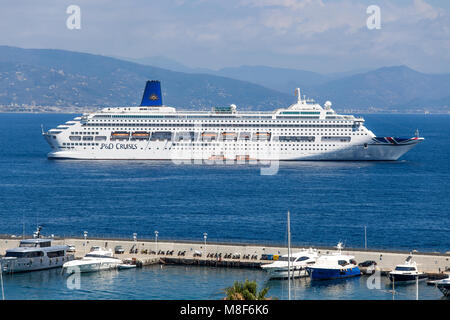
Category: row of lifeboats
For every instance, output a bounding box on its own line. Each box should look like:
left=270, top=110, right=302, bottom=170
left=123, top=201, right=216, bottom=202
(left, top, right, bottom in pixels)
left=111, top=131, right=150, bottom=140
left=111, top=131, right=272, bottom=141
left=202, top=132, right=271, bottom=140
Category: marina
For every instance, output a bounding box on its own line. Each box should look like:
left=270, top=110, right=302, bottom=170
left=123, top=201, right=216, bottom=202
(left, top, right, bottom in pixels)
left=0, top=234, right=448, bottom=300
left=0, top=263, right=445, bottom=300
left=1, top=0, right=450, bottom=308
left=2, top=235, right=449, bottom=276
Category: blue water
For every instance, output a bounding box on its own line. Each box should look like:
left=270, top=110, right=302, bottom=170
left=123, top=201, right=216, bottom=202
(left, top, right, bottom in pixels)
left=0, top=113, right=448, bottom=252
left=0, top=113, right=449, bottom=300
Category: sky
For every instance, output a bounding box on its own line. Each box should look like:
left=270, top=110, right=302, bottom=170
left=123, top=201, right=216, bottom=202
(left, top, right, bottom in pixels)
left=1, top=0, right=449, bottom=73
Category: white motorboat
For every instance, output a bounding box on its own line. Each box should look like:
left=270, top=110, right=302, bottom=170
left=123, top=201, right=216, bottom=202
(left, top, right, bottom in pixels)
left=118, top=258, right=138, bottom=270
left=434, top=277, right=450, bottom=297
left=62, top=246, right=123, bottom=274
left=261, top=248, right=318, bottom=279
left=388, top=256, right=427, bottom=284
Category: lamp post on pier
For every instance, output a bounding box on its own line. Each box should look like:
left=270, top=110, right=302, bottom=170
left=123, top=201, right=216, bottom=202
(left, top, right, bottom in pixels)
left=364, top=226, right=367, bottom=249
left=203, top=233, right=208, bottom=246
left=83, top=231, right=88, bottom=255
left=154, top=231, right=159, bottom=253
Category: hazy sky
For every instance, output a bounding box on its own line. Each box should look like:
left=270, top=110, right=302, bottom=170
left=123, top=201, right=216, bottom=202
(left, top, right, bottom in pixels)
left=1, top=0, right=449, bottom=73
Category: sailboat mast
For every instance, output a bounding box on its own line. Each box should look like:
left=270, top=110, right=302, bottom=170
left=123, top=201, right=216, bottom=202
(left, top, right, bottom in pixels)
left=287, top=210, right=291, bottom=301
left=0, top=260, right=4, bottom=300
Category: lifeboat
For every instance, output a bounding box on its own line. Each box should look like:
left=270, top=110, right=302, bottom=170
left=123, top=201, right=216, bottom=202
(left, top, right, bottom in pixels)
left=111, top=131, right=130, bottom=140
left=255, top=132, right=271, bottom=140
left=239, top=133, right=251, bottom=141
left=201, top=132, right=218, bottom=141
left=221, top=132, right=237, bottom=140
left=131, top=132, right=150, bottom=140
left=208, top=155, right=226, bottom=161
left=235, top=155, right=250, bottom=161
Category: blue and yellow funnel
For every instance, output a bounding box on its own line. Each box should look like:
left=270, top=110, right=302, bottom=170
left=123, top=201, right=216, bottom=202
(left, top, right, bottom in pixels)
left=140, top=80, right=163, bottom=106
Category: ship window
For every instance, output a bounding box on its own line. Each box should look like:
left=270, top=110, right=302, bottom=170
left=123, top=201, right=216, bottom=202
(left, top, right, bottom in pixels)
left=19, top=242, right=37, bottom=248
left=47, top=250, right=65, bottom=258
left=394, top=267, right=416, bottom=271
left=38, top=241, right=51, bottom=248
left=295, top=256, right=310, bottom=262
left=338, top=260, right=348, bottom=266
left=5, top=251, right=44, bottom=258
left=5, top=252, right=26, bottom=258
left=278, top=256, right=297, bottom=262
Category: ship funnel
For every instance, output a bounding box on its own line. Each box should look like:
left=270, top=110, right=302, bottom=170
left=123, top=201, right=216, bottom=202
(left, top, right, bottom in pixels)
left=295, top=88, right=301, bottom=103
left=140, top=80, right=163, bottom=106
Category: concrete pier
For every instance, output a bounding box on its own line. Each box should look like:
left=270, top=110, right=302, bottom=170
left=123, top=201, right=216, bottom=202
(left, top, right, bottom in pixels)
left=1, top=235, right=449, bottom=276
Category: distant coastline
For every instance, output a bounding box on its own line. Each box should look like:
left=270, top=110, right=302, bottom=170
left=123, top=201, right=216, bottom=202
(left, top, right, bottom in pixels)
left=1, top=105, right=449, bottom=115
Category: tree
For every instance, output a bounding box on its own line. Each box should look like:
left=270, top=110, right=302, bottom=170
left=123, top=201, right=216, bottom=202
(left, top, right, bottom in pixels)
left=223, top=279, right=273, bottom=300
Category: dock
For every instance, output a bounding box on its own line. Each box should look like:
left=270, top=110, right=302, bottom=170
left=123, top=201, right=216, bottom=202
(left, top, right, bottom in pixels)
left=1, top=235, right=449, bottom=276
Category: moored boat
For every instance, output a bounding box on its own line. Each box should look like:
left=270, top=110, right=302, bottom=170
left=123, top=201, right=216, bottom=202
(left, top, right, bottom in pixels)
left=261, top=248, right=318, bottom=279
left=306, top=242, right=361, bottom=281
left=0, top=227, right=74, bottom=273
left=62, top=246, right=123, bottom=274
left=434, top=277, right=450, bottom=297
left=388, top=256, right=428, bottom=284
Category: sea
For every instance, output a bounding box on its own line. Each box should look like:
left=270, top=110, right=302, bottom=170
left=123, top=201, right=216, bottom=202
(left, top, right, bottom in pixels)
left=0, top=113, right=449, bottom=300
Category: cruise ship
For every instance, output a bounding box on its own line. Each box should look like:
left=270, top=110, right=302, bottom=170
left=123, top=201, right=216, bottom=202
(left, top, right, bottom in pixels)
left=43, top=81, right=424, bottom=161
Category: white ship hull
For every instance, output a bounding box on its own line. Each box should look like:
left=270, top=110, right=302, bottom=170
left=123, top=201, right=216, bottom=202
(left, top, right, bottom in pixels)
left=1, top=255, right=74, bottom=273
left=264, top=267, right=309, bottom=279
left=46, top=139, right=421, bottom=161
left=63, top=258, right=123, bottom=273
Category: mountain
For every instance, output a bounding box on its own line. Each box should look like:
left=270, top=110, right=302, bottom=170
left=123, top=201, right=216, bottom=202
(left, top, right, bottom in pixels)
left=306, top=66, right=450, bottom=112
left=0, top=46, right=449, bottom=113
left=0, top=46, right=293, bottom=110
left=122, top=56, right=450, bottom=112
left=213, top=66, right=328, bottom=94
left=126, top=56, right=212, bottom=75
left=125, top=57, right=330, bottom=93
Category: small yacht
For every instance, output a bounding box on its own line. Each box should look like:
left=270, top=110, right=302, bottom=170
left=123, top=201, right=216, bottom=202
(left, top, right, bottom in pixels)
left=0, top=227, right=74, bottom=273
left=306, top=242, right=361, bottom=280
left=62, top=246, right=123, bottom=273
left=261, top=248, right=318, bottom=279
left=388, top=256, right=427, bottom=283
left=434, top=277, right=450, bottom=297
